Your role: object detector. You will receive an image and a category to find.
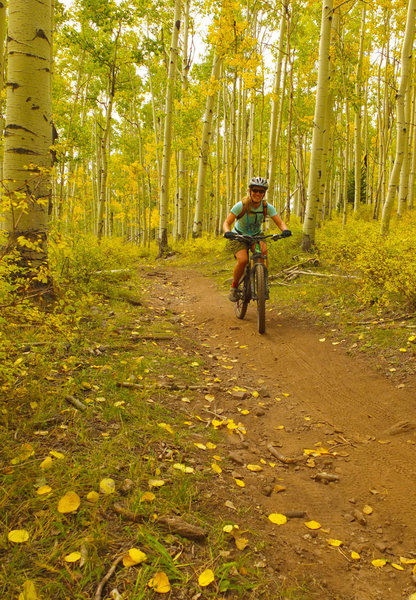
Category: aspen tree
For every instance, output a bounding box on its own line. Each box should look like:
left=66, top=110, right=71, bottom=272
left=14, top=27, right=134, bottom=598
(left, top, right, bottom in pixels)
left=0, top=0, right=6, bottom=184
left=177, top=0, right=190, bottom=239
left=97, top=25, right=121, bottom=241
left=192, top=53, right=222, bottom=237
left=267, top=7, right=287, bottom=206
left=354, top=4, right=366, bottom=212
left=2, top=0, right=53, bottom=281
left=301, top=0, right=333, bottom=251
left=381, top=0, right=416, bottom=234
left=159, top=0, right=181, bottom=254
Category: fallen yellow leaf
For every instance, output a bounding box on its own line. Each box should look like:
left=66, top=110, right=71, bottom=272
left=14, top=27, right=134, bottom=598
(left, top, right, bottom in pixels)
left=235, top=536, right=248, bottom=550
left=371, top=558, right=386, bottom=567
left=8, top=529, right=29, bottom=543
left=49, top=450, right=65, bottom=459
left=351, top=551, right=360, bottom=560
left=123, top=548, right=147, bottom=567
left=140, top=491, right=155, bottom=502
left=363, top=505, right=373, bottom=515
left=234, top=479, right=245, bottom=487
left=327, top=539, right=343, bottom=547
left=86, top=491, right=100, bottom=503
left=400, top=557, right=416, bottom=565
left=36, top=485, right=52, bottom=495
left=148, top=479, right=166, bottom=489
left=99, top=478, right=116, bottom=495
left=198, top=568, right=215, bottom=587
left=148, top=571, right=171, bottom=593
left=18, top=580, right=38, bottom=600
left=211, top=463, right=222, bottom=474
left=246, top=464, right=263, bottom=472
left=304, top=521, right=321, bottom=530
left=58, top=491, right=81, bottom=514
left=206, top=442, right=216, bottom=449
left=391, top=563, right=404, bottom=571
left=268, top=513, right=287, bottom=525
left=158, top=423, right=174, bottom=435
left=64, top=552, right=82, bottom=563
left=40, top=456, right=53, bottom=470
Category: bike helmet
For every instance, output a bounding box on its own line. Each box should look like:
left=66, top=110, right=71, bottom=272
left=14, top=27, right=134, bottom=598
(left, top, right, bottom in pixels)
left=249, top=176, right=268, bottom=190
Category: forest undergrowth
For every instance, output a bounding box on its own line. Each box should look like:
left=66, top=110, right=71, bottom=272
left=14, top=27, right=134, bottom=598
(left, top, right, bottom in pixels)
left=1, top=212, right=416, bottom=599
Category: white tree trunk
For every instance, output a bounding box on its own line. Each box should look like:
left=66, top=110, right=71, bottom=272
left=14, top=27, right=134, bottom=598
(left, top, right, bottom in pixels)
left=381, top=0, right=416, bottom=234
left=3, top=0, right=52, bottom=274
left=192, top=54, right=222, bottom=237
left=301, top=0, right=333, bottom=250
left=159, top=0, right=181, bottom=254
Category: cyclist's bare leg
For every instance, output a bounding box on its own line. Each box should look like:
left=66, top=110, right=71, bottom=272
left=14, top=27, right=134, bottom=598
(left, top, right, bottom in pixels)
left=233, top=249, right=249, bottom=286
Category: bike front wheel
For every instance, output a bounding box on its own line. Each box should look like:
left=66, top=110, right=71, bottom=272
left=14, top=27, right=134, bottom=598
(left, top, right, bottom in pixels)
left=254, top=264, right=266, bottom=334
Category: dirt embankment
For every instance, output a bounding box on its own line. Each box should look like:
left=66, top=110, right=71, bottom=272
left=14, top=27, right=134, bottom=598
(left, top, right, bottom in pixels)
left=146, top=265, right=416, bottom=600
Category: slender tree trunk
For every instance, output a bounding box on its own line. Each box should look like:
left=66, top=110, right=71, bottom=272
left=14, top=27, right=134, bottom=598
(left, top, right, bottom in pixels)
left=177, top=0, right=190, bottom=239
left=408, top=84, right=416, bottom=210
left=192, top=54, right=222, bottom=237
left=301, top=0, right=333, bottom=251
left=2, top=0, right=53, bottom=282
left=0, top=0, right=7, bottom=187
left=267, top=7, right=287, bottom=205
left=354, top=4, right=366, bottom=211
left=381, top=0, right=416, bottom=234
left=159, top=0, right=181, bottom=255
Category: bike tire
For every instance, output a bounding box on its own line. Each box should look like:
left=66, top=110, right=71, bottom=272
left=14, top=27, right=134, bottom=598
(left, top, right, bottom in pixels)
left=255, top=264, right=266, bottom=334
left=235, top=280, right=249, bottom=319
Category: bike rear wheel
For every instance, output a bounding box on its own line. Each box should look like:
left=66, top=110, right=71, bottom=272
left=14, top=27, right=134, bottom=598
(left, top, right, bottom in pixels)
left=254, top=264, right=266, bottom=334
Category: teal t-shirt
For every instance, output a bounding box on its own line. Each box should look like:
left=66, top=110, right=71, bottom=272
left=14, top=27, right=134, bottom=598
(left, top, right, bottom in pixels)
left=231, top=201, right=277, bottom=235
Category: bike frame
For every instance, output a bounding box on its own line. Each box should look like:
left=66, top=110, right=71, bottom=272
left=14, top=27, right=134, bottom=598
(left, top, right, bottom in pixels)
left=232, top=232, right=286, bottom=332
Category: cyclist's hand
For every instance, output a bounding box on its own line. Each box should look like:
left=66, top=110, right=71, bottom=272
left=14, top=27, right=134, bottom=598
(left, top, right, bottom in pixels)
left=281, top=229, right=292, bottom=238
left=224, top=231, right=235, bottom=239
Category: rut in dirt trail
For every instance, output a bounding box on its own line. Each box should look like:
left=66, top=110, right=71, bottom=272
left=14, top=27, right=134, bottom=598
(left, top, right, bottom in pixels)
left=148, top=265, right=416, bottom=600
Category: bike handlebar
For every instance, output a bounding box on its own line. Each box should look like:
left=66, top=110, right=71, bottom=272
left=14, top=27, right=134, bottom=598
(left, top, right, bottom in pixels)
left=226, top=232, right=288, bottom=243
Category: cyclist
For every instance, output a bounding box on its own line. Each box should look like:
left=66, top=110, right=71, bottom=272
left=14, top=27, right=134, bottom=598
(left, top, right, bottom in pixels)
left=223, top=176, right=292, bottom=302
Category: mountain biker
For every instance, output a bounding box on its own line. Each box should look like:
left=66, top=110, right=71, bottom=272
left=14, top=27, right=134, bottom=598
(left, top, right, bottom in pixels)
left=223, top=176, right=292, bottom=302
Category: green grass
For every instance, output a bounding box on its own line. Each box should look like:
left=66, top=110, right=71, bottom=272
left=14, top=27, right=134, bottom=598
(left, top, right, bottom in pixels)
left=1, top=253, right=306, bottom=599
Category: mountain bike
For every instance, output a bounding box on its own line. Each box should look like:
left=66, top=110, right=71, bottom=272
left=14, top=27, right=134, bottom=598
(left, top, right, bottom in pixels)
left=230, top=232, right=287, bottom=334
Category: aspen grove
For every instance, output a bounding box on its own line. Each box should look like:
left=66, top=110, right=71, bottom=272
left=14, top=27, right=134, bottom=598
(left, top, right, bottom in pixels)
left=1, top=0, right=415, bottom=259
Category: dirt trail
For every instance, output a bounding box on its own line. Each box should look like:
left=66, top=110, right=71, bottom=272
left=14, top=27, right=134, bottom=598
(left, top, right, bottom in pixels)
left=147, top=265, right=416, bottom=600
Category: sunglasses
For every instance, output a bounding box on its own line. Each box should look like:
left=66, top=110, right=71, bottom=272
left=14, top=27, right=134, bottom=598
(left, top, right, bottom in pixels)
left=251, top=188, right=266, bottom=194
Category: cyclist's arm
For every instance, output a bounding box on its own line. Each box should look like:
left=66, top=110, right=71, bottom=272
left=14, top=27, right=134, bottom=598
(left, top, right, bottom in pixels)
left=223, top=212, right=237, bottom=233
left=271, top=213, right=289, bottom=232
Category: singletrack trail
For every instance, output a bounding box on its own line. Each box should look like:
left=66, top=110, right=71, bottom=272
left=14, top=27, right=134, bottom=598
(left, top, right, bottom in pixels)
left=146, top=265, right=416, bottom=600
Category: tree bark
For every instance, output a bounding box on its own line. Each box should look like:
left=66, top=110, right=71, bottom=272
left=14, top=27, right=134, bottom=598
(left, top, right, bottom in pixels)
left=381, top=0, right=416, bottom=234
left=301, top=0, right=333, bottom=251
left=2, top=0, right=53, bottom=280
left=159, top=0, right=181, bottom=255
left=192, top=54, right=222, bottom=237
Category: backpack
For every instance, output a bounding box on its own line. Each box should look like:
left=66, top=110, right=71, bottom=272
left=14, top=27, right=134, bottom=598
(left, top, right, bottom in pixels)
left=236, top=198, right=268, bottom=221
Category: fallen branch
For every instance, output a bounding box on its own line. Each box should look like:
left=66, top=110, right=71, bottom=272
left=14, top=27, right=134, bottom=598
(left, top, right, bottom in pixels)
left=267, top=444, right=297, bottom=464
left=65, top=395, right=87, bottom=412
left=313, top=472, right=340, bottom=483
left=347, top=314, right=415, bottom=326
left=94, top=554, right=124, bottom=600
left=112, top=503, right=207, bottom=541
